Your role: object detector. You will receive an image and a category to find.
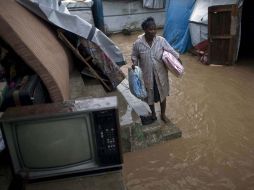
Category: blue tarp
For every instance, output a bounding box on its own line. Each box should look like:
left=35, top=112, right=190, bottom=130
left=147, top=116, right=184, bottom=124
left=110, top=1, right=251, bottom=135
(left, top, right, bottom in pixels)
left=163, top=0, right=196, bottom=53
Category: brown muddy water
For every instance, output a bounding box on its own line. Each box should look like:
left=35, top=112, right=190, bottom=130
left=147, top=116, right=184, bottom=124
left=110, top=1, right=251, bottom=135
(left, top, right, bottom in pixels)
left=110, top=31, right=254, bottom=190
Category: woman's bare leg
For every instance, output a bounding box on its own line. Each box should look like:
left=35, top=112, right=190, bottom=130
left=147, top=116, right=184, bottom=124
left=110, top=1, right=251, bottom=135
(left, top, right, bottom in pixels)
left=149, top=104, right=157, bottom=120
left=160, top=99, right=170, bottom=123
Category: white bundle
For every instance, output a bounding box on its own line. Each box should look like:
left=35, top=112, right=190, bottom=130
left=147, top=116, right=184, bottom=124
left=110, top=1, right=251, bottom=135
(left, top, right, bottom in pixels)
left=162, top=50, right=184, bottom=77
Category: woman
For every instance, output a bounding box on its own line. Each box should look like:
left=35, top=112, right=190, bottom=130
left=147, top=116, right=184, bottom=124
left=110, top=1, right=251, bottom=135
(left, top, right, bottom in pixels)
left=131, top=17, right=179, bottom=123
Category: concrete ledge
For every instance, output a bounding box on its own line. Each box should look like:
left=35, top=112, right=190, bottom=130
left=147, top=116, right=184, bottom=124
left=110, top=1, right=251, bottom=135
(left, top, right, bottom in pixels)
left=121, top=120, right=182, bottom=153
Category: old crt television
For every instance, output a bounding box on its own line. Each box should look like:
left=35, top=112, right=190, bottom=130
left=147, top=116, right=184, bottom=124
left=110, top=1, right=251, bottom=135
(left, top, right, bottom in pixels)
left=1, top=96, right=122, bottom=181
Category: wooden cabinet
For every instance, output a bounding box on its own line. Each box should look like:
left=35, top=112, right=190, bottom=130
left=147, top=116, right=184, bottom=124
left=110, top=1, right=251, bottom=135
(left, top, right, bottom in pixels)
left=208, top=4, right=241, bottom=65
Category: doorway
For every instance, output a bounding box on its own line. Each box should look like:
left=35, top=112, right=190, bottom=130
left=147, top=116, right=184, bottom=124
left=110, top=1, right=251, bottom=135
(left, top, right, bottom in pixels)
left=238, top=0, right=254, bottom=58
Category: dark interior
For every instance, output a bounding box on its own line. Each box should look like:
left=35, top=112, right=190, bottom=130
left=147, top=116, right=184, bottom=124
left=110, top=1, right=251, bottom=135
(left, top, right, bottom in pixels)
left=238, top=0, right=254, bottom=58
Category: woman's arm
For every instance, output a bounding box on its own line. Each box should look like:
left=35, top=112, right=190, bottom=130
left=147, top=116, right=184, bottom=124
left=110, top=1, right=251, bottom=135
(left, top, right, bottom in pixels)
left=131, top=41, right=139, bottom=69
left=162, top=38, right=179, bottom=59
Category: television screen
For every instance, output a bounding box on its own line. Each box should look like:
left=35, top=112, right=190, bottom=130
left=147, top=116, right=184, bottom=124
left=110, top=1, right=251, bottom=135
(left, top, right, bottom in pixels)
left=15, top=115, right=94, bottom=169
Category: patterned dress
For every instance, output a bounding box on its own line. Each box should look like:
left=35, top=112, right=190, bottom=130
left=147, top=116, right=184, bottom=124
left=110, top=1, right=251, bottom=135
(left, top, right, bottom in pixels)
left=131, top=34, right=179, bottom=105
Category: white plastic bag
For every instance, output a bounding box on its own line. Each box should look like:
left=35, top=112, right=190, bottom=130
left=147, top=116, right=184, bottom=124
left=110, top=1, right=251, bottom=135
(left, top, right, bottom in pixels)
left=128, top=66, right=147, bottom=99
left=162, top=50, right=184, bottom=77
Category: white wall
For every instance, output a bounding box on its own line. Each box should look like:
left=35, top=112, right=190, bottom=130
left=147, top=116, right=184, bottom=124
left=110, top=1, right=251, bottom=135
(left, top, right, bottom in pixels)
left=103, top=0, right=166, bottom=33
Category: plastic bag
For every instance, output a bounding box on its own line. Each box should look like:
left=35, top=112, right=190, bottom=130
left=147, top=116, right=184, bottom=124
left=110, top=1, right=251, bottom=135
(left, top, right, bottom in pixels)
left=128, top=66, right=147, bottom=99
left=162, top=50, right=184, bottom=77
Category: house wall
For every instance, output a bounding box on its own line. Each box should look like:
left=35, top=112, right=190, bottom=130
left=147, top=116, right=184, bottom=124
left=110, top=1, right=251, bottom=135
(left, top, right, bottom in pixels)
left=102, top=0, right=166, bottom=33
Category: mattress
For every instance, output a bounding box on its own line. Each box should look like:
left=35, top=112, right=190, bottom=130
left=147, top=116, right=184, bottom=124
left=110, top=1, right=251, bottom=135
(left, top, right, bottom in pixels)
left=0, top=0, right=72, bottom=102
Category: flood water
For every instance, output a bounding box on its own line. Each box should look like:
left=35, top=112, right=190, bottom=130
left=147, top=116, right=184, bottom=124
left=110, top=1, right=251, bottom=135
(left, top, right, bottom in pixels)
left=110, top=31, right=254, bottom=190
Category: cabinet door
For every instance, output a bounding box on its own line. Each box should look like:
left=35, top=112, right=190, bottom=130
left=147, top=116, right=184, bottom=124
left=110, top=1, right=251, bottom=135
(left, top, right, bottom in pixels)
left=208, top=4, right=240, bottom=65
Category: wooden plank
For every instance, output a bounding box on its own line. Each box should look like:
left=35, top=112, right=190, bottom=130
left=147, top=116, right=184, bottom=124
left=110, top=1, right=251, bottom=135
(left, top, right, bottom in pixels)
left=57, top=31, right=111, bottom=91
left=209, top=4, right=234, bottom=13
left=210, top=35, right=232, bottom=40
left=227, top=5, right=238, bottom=65
left=81, top=68, right=109, bottom=82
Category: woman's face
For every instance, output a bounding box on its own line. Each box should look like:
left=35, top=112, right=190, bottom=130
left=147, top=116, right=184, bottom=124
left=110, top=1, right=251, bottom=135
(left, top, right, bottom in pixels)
left=145, top=22, right=157, bottom=40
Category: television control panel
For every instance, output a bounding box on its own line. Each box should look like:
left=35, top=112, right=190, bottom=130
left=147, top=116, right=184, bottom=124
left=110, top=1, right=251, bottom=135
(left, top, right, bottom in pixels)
left=93, top=109, right=122, bottom=166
